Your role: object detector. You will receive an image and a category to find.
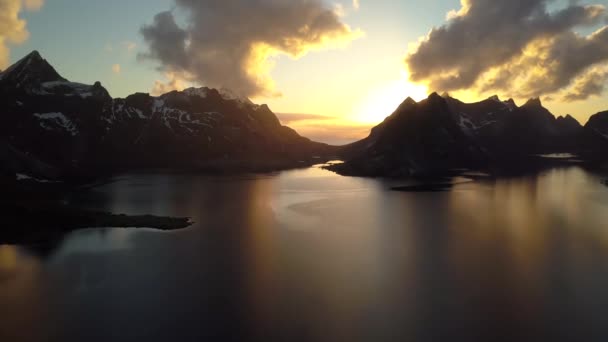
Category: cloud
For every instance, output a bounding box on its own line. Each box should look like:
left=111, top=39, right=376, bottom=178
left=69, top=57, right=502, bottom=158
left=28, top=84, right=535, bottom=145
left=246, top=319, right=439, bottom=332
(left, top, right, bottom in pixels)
left=334, top=3, right=346, bottom=17
left=151, top=71, right=189, bottom=96
left=112, top=63, right=121, bottom=74
left=562, top=65, right=608, bottom=102
left=0, top=0, right=44, bottom=69
left=105, top=41, right=138, bottom=55
left=353, top=0, right=360, bottom=10
left=140, top=0, right=361, bottom=98
left=122, top=41, right=137, bottom=53
left=22, top=0, right=42, bottom=10
left=290, top=120, right=372, bottom=145
left=276, top=112, right=336, bottom=125
left=406, top=0, right=608, bottom=101
left=277, top=112, right=371, bottom=145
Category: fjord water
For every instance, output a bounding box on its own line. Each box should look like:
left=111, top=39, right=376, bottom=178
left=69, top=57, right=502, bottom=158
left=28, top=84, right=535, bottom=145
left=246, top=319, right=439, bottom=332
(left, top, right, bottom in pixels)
left=2, top=166, right=608, bottom=341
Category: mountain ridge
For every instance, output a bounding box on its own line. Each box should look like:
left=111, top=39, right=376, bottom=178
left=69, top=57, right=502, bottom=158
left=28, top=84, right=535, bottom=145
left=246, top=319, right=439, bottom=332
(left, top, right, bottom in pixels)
left=333, top=92, right=607, bottom=177
left=2, top=50, right=607, bottom=182
left=0, top=51, right=335, bottom=184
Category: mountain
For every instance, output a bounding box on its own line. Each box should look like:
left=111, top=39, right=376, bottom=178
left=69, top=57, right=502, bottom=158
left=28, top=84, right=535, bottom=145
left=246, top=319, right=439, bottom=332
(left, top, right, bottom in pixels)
left=0, top=51, right=333, bottom=181
left=339, top=93, right=487, bottom=177
left=0, top=51, right=66, bottom=86
left=582, top=111, right=608, bottom=160
left=333, top=93, right=593, bottom=177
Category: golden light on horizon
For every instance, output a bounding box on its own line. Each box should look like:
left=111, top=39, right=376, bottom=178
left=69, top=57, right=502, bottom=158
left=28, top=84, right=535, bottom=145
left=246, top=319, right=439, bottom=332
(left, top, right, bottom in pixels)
left=353, top=71, right=428, bottom=124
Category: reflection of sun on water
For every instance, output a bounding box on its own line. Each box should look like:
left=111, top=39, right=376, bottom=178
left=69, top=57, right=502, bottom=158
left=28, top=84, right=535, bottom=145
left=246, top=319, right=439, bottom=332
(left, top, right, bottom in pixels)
left=0, top=245, right=19, bottom=272
left=354, top=72, right=428, bottom=124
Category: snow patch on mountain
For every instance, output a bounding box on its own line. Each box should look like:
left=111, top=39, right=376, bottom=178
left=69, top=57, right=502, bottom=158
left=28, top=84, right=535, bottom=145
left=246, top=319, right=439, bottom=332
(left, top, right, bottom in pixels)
left=458, top=113, right=477, bottom=136
left=133, top=108, right=146, bottom=119
left=219, top=88, right=254, bottom=107
left=152, top=98, right=166, bottom=113
left=34, top=112, right=79, bottom=136
left=183, top=87, right=209, bottom=99
left=593, top=128, right=608, bottom=140
left=183, top=87, right=254, bottom=107
left=15, top=173, right=59, bottom=183
left=40, top=81, right=94, bottom=98
left=150, top=97, right=223, bottom=133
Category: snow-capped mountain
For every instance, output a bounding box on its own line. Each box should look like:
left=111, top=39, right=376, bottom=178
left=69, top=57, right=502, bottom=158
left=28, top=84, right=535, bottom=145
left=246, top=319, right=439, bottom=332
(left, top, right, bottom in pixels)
left=334, top=93, right=591, bottom=177
left=0, top=51, right=332, bottom=180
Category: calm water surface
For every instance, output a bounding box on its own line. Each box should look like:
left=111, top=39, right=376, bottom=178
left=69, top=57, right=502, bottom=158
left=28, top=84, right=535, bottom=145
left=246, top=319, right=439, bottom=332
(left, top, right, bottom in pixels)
left=2, top=166, right=608, bottom=341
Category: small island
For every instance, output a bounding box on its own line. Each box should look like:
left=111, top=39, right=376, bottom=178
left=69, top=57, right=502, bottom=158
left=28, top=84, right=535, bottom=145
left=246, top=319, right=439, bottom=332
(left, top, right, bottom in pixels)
left=1, top=200, right=192, bottom=244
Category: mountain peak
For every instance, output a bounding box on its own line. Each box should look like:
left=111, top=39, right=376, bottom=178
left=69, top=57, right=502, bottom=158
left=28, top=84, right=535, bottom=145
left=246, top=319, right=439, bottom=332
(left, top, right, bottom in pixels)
left=488, top=95, right=501, bottom=102
left=523, top=97, right=543, bottom=108
left=388, top=97, right=418, bottom=116
left=427, top=91, right=446, bottom=102
left=563, top=114, right=577, bottom=121
left=556, top=114, right=583, bottom=132
left=24, top=50, right=42, bottom=61
left=426, top=92, right=448, bottom=106
left=0, top=50, right=66, bottom=86
left=403, top=97, right=417, bottom=106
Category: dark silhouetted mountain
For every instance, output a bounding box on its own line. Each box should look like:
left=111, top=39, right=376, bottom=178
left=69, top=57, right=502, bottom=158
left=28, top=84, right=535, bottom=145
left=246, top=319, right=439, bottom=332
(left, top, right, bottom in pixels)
left=556, top=114, right=583, bottom=144
left=582, top=111, right=608, bottom=158
left=338, top=93, right=488, bottom=177
left=0, top=51, right=334, bottom=182
left=333, top=93, right=595, bottom=177
left=97, top=87, right=330, bottom=171
left=0, top=51, right=66, bottom=87
left=585, top=111, right=608, bottom=137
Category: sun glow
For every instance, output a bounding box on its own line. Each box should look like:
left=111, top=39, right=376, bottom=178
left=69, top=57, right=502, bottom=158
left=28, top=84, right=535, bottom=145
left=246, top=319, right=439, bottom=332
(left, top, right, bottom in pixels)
left=353, top=72, right=428, bottom=124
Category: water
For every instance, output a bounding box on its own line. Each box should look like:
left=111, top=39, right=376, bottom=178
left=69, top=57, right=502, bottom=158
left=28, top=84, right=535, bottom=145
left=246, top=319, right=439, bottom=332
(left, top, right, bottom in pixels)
left=2, top=166, right=608, bottom=341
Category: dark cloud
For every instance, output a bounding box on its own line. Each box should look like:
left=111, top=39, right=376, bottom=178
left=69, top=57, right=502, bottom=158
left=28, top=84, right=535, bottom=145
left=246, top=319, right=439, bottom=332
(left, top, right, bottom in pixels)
left=406, top=0, right=608, bottom=100
left=140, top=11, right=189, bottom=69
left=140, top=0, right=359, bottom=97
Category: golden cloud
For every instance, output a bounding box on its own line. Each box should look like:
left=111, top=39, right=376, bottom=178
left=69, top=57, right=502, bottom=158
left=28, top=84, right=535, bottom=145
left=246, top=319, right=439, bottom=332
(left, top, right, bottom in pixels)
left=0, top=0, right=44, bottom=68
left=140, top=0, right=362, bottom=98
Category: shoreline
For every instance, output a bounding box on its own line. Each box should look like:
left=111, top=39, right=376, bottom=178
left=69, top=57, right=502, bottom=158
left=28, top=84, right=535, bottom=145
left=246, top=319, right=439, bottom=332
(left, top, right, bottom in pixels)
left=1, top=201, right=192, bottom=245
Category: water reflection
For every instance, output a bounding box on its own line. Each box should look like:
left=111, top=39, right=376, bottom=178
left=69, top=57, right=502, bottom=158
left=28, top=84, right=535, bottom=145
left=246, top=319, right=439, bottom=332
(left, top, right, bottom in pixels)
left=1, top=166, right=608, bottom=341
left=0, top=246, right=63, bottom=341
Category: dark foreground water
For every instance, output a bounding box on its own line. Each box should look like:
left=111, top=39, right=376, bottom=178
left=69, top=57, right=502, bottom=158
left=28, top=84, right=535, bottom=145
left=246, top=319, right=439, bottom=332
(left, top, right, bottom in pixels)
left=2, top=165, right=608, bottom=341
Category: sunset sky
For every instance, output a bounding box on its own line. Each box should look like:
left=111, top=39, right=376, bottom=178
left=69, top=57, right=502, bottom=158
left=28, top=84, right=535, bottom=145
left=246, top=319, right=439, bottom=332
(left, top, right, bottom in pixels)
left=3, top=0, right=608, bottom=144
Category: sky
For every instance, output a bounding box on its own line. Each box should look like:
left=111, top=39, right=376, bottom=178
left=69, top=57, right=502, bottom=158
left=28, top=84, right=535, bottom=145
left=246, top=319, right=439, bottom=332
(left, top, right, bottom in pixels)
left=2, top=0, right=608, bottom=144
